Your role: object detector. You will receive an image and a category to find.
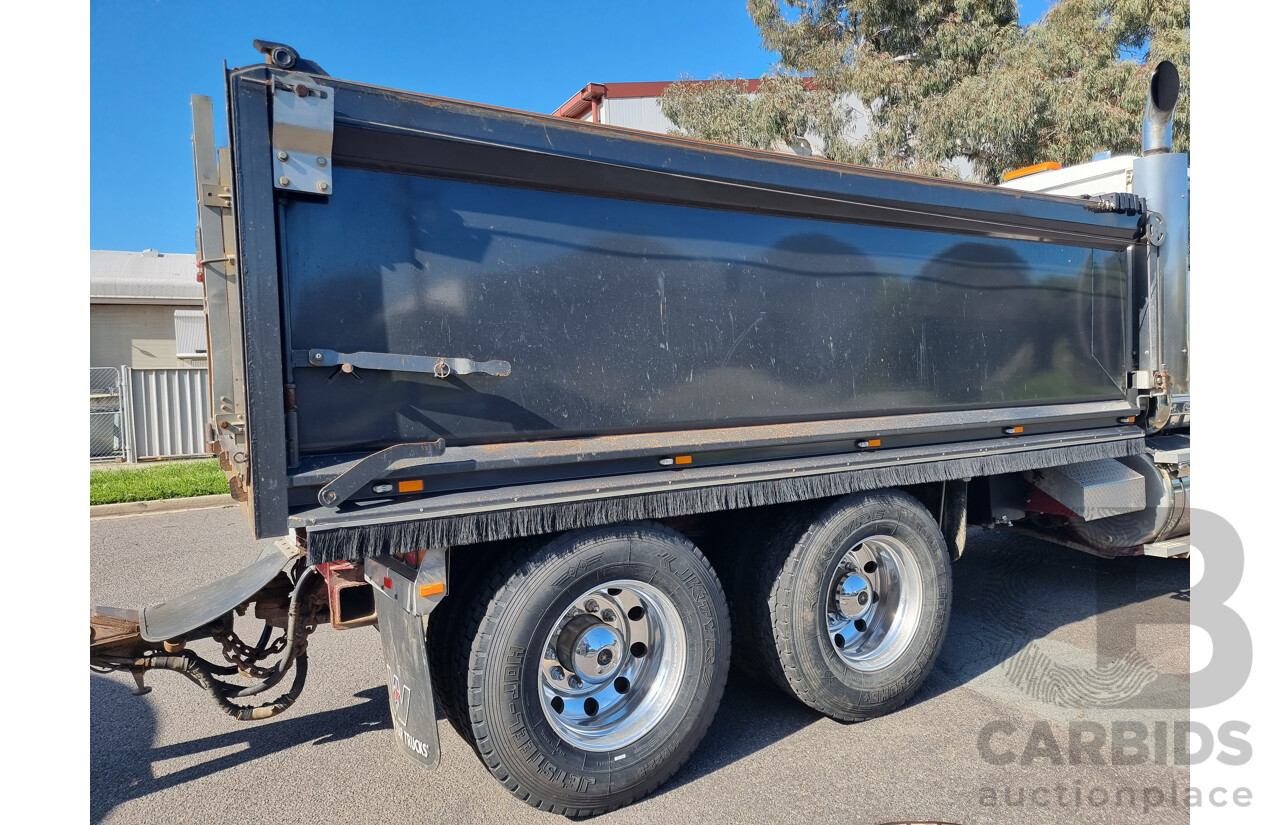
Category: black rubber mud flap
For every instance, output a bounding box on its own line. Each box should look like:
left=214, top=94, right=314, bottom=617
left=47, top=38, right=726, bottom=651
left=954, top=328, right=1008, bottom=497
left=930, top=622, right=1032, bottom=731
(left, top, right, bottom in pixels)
left=373, top=585, right=442, bottom=770
left=140, top=541, right=300, bottom=642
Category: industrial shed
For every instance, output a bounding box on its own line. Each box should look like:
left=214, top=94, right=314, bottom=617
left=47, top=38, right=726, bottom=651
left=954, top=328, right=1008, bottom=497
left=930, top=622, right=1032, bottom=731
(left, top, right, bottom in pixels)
left=89, top=249, right=211, bottom=461
left=549, top=79, right=870, bottom=158
left=90, top=248, right=206, bottom=369
left=549, top=80, right=974, bottom=178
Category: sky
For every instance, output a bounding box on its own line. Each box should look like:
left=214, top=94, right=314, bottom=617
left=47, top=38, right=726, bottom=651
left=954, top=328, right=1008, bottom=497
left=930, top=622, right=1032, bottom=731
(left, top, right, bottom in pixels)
left=91, top=1, right=1054, bottom=253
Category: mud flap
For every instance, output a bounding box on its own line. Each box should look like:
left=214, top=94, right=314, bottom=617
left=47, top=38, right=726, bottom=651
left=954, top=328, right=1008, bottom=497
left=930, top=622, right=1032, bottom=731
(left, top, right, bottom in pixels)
left=140, top=540, right=301, bottom=642
left=365, top=552, right=447, bottom=770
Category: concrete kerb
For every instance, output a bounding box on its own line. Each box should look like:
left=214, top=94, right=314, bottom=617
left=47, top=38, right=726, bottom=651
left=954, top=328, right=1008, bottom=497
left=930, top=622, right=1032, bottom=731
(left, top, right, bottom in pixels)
left=90, top=494, right=237, bottom=520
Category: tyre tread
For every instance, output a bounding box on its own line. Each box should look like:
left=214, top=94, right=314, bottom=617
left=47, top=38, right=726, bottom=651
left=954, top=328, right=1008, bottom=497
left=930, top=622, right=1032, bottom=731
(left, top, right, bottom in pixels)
left=749, top=490, right=951, bottom=722
left=457, top=522, right=730, bottom=815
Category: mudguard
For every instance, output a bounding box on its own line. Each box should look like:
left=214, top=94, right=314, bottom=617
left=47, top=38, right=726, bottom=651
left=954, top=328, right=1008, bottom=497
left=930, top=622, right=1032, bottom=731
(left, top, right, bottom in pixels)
left=365, top=551, right=448, bottom=770
left=139, top=540, right=301, bottom=642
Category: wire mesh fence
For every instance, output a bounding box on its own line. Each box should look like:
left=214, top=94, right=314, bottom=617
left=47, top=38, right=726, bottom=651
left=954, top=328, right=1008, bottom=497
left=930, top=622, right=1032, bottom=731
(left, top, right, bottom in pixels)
left=91, top=367, right=213, bottom=462
left=90, top=366, right=126, bottom=461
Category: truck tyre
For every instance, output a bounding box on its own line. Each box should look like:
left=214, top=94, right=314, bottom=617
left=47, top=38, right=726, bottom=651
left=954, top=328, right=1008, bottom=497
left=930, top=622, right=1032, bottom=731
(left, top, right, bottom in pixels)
left=428, top=544, right=498, bottom=749
left=458, top=523, right=731, bottom=816
left=749, top=490, right=951, bottom=722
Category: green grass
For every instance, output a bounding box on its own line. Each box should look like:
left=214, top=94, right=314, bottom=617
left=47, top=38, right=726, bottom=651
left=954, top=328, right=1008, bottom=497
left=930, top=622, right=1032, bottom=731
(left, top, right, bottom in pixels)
left=90, top=459, right=230, bottom=505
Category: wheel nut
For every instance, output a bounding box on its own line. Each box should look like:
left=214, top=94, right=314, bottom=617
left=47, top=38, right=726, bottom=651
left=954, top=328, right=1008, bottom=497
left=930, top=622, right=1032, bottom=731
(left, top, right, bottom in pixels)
left=549, top=665, right=564, bottom=680
left=568, top=675, right=583, bottom=689
left=584, top=599, right=599, bottom=613
left=601, top=609, right=616, bottom=622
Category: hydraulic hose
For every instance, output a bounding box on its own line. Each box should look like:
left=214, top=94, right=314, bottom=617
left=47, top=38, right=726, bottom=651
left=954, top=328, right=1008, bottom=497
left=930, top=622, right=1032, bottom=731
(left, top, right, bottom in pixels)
left=112, top=650, right=309, bottom=722
left=228, top=565, right=319, bottom=699
left=94, top=565, right=320, bottom=721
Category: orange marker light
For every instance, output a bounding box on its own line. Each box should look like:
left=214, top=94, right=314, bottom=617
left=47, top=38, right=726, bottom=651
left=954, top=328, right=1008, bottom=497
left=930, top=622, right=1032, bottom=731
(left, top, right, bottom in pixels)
left=1004, top=426, right=1024, bottom=435
left=674, top=455, right=693, bottom=465
left=398, top=479, right=424, bottom=493
left=1003, top=161, right=1062, bottom=181
left=419, top=582, right=445, bottom=598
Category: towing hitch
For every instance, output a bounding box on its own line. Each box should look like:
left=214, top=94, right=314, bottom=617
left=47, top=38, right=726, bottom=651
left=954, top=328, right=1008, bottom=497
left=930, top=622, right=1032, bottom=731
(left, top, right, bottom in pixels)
left=90, top=542, right=324, bottom=722
left=90, top=538, right=451, bottom=772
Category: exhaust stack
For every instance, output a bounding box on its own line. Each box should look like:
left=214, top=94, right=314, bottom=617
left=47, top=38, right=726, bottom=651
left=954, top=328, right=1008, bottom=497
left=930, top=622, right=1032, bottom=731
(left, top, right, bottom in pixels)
left=1130, top=59, right=1189, bottom=429
left=1142, top=61, right=1180, bottom=155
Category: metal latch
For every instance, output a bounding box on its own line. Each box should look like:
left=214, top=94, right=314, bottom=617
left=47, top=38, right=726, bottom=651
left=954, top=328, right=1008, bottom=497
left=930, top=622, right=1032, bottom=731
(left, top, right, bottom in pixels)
left=1128, top=369, right=1170, bottom=391
left=295, top=349, right=512, bottom=379
left=272, top=73, right=334, bottom=196
left=1128, top=370, right=1156, bottom=390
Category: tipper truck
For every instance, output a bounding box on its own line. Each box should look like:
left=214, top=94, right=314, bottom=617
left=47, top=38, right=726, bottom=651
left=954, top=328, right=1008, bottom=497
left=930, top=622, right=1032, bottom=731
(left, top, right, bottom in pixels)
left=90, top=41, right=1190, bottom=815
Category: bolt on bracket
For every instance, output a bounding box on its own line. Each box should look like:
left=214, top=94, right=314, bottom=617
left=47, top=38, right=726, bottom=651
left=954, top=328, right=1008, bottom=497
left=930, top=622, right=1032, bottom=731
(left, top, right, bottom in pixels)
left=271, top=73, right=334, bottom=196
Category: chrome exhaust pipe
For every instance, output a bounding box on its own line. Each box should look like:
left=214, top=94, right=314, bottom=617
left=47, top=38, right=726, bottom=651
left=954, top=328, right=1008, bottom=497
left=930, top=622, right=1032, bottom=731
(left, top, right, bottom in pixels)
left=1142, top=60, right=1180, bottom=155
left=1131, top=59, right=1189, bottom=428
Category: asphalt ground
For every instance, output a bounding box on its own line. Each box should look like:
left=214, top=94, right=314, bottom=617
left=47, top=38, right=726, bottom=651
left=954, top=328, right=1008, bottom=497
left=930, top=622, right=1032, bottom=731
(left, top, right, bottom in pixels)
left=91, top=506, right=1190, bottom=824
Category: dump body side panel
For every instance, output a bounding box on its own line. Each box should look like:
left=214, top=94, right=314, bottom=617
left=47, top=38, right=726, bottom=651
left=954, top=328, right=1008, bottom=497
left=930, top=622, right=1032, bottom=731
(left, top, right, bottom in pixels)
left=283, top=172, right=1131, bottom=453
left=222, top=66, right=1144, bottom=539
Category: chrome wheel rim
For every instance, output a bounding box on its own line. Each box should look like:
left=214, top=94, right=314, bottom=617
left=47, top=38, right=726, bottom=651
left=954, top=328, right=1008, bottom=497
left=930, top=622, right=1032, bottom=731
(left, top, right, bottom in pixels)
left=825, top=535, right=923, bottom=672
left=538, top=579, right=686, bottom=751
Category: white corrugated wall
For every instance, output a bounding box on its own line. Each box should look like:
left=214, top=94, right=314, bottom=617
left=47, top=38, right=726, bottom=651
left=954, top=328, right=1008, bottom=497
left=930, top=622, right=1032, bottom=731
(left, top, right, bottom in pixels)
left=600, top=98, right=678, bottom=134
left=127, top=368, right=211, bottom=459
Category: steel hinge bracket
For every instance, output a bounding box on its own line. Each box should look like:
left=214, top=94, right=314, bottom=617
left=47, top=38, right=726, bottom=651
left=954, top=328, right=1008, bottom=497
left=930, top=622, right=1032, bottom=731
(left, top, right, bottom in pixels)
left=201, top=182, right=232, bottom=208
left=271, top=73, right=334, bottom=196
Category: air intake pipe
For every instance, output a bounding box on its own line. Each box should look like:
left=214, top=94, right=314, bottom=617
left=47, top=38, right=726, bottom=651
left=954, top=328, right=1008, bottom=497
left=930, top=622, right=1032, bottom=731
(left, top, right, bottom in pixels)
left=1142, top=61, right=1179, bottom=155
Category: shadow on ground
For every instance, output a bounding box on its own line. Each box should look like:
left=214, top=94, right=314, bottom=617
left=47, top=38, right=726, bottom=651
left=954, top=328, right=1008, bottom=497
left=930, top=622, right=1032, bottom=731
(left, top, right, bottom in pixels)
left=90, top=678, right=390, bottom=824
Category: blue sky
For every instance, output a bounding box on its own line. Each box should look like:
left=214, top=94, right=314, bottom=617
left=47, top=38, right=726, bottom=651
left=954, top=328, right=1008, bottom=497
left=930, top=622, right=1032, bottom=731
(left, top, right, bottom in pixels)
left=91, top=1, right=1053, bottom=252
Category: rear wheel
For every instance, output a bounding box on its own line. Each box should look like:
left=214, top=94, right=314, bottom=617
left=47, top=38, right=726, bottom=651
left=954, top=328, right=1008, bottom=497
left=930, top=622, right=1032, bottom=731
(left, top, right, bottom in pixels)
left=749, top=490, right=952, bottom=721
left=459, top=523, right=731, bottom=816
left=428, top=543, right=500, bottom=748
